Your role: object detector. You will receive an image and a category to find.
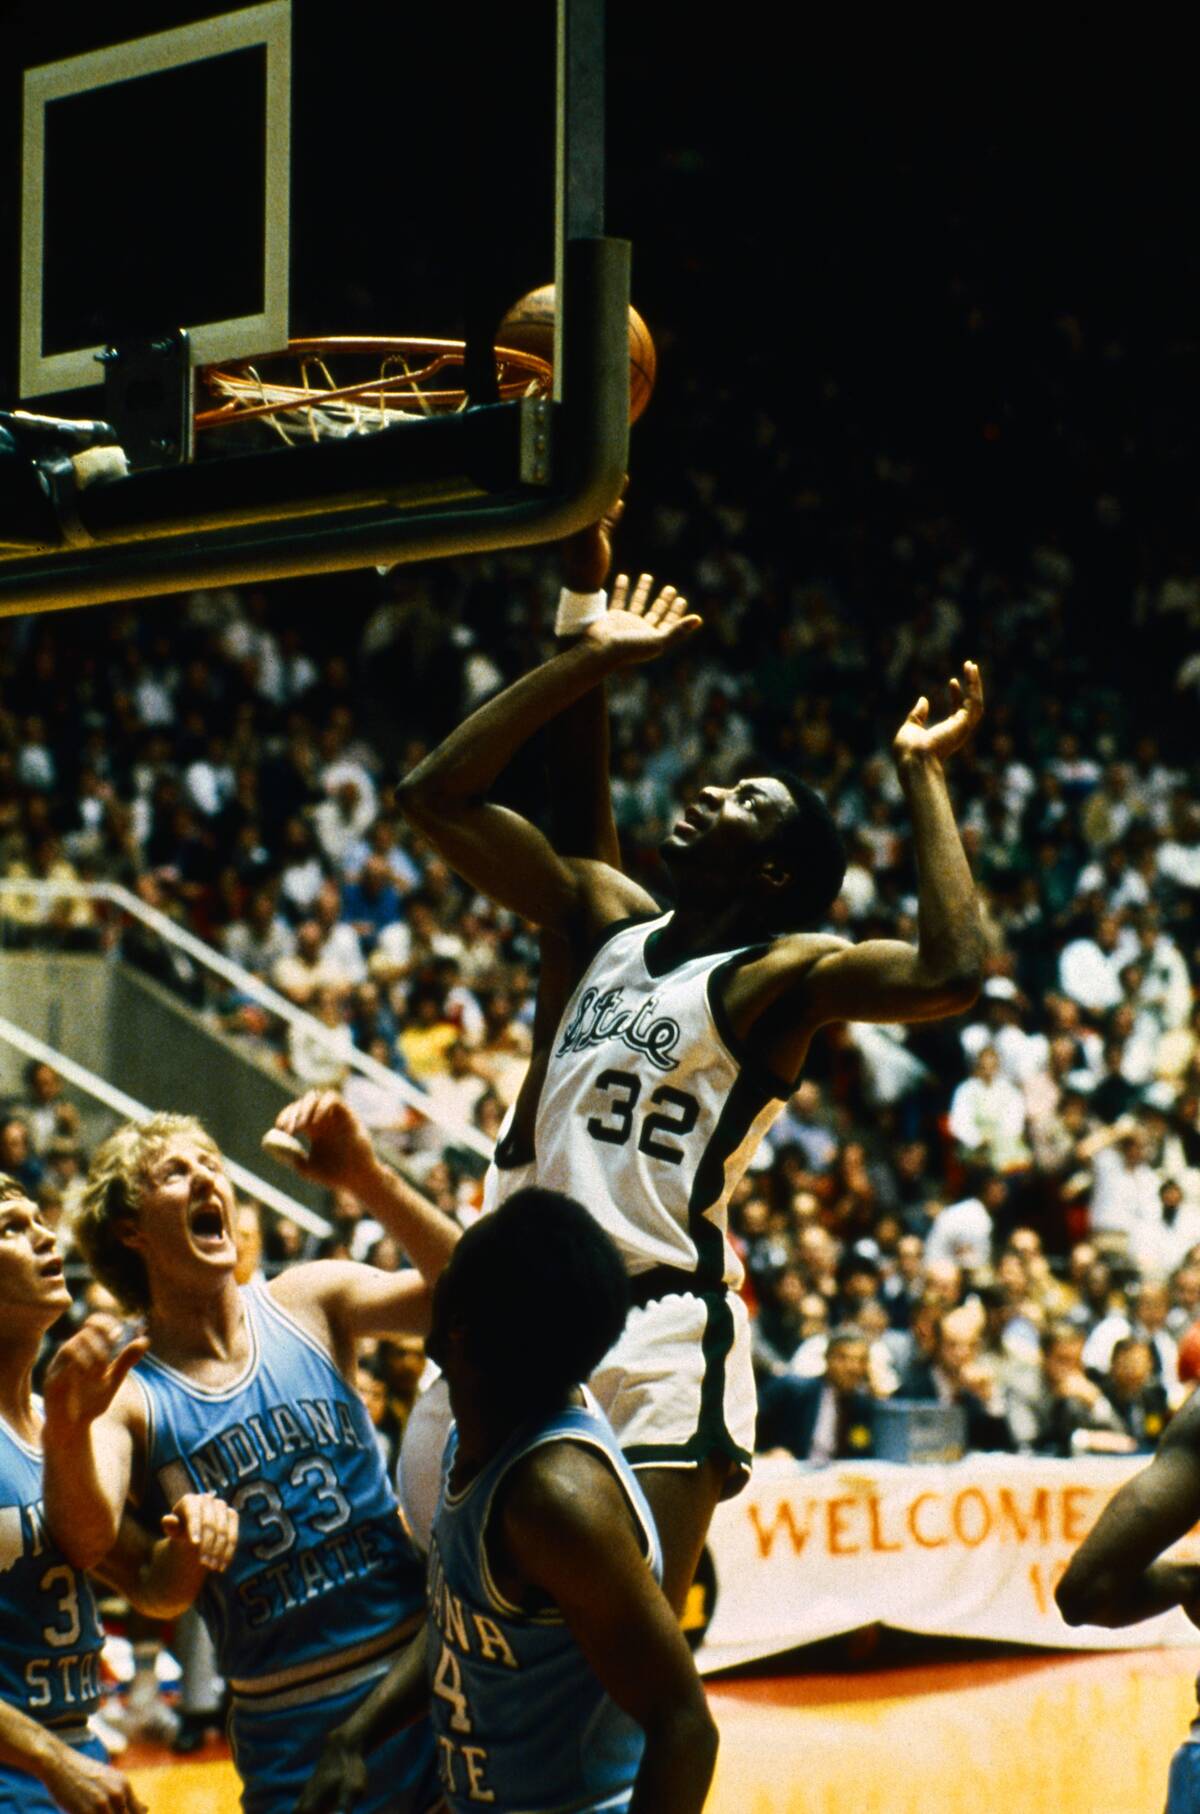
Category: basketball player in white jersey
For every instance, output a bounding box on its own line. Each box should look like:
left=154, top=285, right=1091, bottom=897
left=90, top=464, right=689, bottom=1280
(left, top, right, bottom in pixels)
left=271, top=508, right=632, bottom=1552
left=396, top=589, right=985, bottom=1611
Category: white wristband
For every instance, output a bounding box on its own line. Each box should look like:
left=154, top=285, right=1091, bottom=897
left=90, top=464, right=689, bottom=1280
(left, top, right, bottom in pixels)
left=555, top=586, right=607, bottom=636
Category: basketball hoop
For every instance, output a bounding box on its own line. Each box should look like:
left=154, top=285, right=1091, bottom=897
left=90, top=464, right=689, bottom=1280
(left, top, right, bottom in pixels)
left=195, top=336, right=553, bottom=446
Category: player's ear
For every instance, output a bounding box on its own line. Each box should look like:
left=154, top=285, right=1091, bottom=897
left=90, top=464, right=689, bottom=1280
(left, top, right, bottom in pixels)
left=757, top=856, right=790, bottom=894
left=113, top=1211, right=145, bottom=1253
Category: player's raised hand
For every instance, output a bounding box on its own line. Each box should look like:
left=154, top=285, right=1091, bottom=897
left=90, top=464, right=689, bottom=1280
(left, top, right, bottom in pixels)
left=41, top=1315, right=149, bottom=1432
left=892, top=660, right=984, bottom=770
left=584, top=572, right=701, bottom=666
left=265, top=1091, right=377, bottom=1195
left=160, top=1492, right=239, bottom=1575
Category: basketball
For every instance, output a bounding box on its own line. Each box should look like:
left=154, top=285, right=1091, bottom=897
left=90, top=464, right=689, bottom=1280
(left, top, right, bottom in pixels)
left=496, top=284, right=657, bottom=423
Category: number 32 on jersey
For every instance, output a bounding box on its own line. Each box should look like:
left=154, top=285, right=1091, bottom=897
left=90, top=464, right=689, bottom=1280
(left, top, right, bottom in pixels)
left=585, top=1068, right=699, bottom=1163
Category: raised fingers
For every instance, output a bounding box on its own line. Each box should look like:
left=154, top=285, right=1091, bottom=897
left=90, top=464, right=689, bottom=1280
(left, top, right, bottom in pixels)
left=626, top=572, right=655, bottom=616
left=46, top=1317, right=147, bottom=1397
left=276, top=1090, right=323, bottom=1136
left=962, top=658, right=984, bottom=718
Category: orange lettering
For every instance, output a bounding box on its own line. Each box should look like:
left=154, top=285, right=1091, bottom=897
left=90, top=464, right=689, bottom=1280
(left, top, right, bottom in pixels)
left=908, top=1492, right=947, bottom=1548
left=997, top=1487, right=1051, bottom=1544
left=868, top=1495, right=902, bottom=1553
left=826, top=1498, right=860, bottom=1555
left=1028, top=1560, right=1049, bottom=1616
left=746, top=1499, right=818, bottom=1559
left=952, top=1488, right=992, bottom=1547
left=1061, top=1487, right=1093, bottom=1544
left=1030, top=1557, right=1071, bottom=1616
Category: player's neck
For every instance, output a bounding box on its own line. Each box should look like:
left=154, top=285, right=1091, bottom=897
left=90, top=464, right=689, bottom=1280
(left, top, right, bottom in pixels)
left=146, top=1274, right=247, bottom=1371
left=451, top=1386, right=580, bottom=1483
left=0, top=1330, right=45, bottom=1441
left=655, top=898, right=767, bottom=963
left=450, top=1397, right=516, bottom=1480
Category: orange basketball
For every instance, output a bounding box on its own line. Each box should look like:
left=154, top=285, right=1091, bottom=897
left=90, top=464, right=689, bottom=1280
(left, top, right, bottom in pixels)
left=496, top=284, right=657, bottom=423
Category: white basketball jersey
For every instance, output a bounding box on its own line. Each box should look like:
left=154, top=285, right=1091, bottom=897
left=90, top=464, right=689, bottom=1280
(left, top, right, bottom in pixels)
left=479, top=1099, right=538, bottom=1217
left=534, top=913, right=791, bottom=1289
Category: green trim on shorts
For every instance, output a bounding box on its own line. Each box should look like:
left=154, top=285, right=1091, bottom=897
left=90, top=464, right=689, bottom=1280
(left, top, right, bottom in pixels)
left=685, top=1069, right=777, bottom=1284
left=622, top=1290, right=752, bottom=1471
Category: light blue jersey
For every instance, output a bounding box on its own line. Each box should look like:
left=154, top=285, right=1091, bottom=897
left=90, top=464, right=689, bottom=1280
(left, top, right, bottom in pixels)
left=428, top=1389, right=661, bottom=1813
left=0, top=1409, right=107, bottom=1812
left=133, top=1280, right=435, bottom=1814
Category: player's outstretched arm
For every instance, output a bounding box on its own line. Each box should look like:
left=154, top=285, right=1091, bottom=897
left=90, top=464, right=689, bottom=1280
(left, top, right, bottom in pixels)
left=268, top=1091, right=460, bottom=1283
left=1056, top=1392, right=1200, bottom=1629
left=500, top=1446, right=718, bottom=1814
left=546, top=510, right=628, bottom=874
left=533, top=513, right=630, bottom=1051
left=395, top=586, right=699, bottom=934
left=41, top=1316, right=146, bottom=1572
left=0, top=1696, right=145, bottom=1814
left=795, top=662, right=985, bottom=1031
left=96, top=1494, right=239, bottom=1622
left=295, top=1628, right=430, bottom=1814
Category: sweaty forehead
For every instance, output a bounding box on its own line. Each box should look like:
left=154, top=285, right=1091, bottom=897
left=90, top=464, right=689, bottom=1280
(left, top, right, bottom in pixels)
left=737, top=776, right=796, bottom=817
left=146, top=1132, right=222, bottom=1173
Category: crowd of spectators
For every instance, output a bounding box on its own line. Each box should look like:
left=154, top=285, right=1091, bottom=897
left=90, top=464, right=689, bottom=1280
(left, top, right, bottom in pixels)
left=4, top=238, right=1200, bottom=1481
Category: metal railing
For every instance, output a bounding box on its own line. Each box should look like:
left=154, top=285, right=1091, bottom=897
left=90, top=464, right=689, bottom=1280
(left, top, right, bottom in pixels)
left=0, top=876, right=494, bottom=1160
left=0, top=1011, right=330, bottom=1236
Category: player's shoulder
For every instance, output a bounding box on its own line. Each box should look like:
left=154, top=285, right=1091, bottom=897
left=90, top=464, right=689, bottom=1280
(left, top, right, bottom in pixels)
left=498, top=1436, right=625, bottom=1549
left=267, top=1258, right=361, bottom=1313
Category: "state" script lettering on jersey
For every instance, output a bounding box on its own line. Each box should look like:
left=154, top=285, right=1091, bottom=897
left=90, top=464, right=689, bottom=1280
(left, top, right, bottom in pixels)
left=556, top=987, right=681, bottom=1073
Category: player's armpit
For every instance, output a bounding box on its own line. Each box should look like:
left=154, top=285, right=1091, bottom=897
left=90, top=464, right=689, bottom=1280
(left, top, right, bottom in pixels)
left=719, top=931, right=980, bottom=1084
left=396, top=797, right=653, bottom=943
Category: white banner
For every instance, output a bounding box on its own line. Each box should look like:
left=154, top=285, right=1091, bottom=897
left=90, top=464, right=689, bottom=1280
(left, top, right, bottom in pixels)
left=695, top=1453, right=1200, bottom=1674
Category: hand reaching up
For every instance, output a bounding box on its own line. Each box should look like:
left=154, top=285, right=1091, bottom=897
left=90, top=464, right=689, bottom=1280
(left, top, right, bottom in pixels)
left=42, top=1315, right=149, bottom=1434
left=583, top=572, right=701, bottom=667
left=893, top=660, right=984, bottom=770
